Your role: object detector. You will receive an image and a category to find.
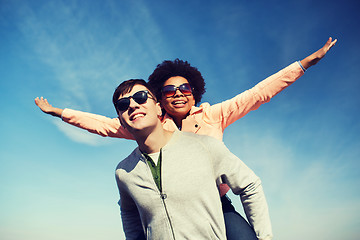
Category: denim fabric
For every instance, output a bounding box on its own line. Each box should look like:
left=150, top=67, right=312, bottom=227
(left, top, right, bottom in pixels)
left=222, top=195, right=257, bottom=240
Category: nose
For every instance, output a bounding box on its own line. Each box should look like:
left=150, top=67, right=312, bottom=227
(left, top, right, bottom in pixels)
left=128, top=97, right=140, bottom=111
left=173, top=88, right=184, bottom=97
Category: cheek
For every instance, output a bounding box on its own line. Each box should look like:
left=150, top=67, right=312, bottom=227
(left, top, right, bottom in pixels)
left=118, top=115, right=126, bottom=126
left=118, top=112, right=130, bottom=127
left=160, top=98, right=172, bottom=110
left=188, top=96, right=196, bottom=106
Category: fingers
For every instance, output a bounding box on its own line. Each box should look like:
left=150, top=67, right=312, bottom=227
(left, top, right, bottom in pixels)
left=34, top=96, right=48, bottom=106
left=326, top=37, right=337, bottom=50
left=329, top=38, right=337, bottom=49
left=320, top=37, right=337, bottom=56
left=34, top=97, right=40, bottom=106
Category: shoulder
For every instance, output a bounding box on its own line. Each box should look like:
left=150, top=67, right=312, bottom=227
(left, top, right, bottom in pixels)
left=115, top=148, right=143, bottom=171
left=189, top=103, right=211, bottom=115
left=198, top=102, right=211, bottom=108
left=173, top=133, right=231, bottom=169
left=176, top=131, right=224, bottom=149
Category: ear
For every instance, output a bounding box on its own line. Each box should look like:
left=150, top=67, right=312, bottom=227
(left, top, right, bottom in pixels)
left=156, top=102, right=162, bottom=118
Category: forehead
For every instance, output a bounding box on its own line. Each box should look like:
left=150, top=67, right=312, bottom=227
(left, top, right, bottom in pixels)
left=120, top=84, right=149, bottom=99
left=164, top=76, right=189, bottom=86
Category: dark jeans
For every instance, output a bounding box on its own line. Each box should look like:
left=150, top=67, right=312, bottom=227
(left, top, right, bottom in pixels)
left=221, top=195, right=257, bottom=240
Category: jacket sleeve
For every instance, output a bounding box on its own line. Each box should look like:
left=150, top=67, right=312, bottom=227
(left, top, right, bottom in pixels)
left=205, top=137, right=273, bottom=240
left=61, top=108, right=135, bottom=140
left=203, top=62, right=304, bottom=130
left=117, top=177, right=144, bottom=239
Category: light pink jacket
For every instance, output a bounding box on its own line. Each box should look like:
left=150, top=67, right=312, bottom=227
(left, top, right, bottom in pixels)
left=62, top=62, right=304, bottom=195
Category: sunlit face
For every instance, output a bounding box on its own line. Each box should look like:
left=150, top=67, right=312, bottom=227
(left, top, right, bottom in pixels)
left=160, top=76, right=195, bottom=120
left=118, top=84, right=162, bottom=134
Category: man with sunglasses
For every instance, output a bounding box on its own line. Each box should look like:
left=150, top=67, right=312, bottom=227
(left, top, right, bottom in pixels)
left=114, top=79, right=272, bottom=239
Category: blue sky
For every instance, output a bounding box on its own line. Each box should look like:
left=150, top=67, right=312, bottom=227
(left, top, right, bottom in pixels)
left=1, top=0, right=359, bottom=239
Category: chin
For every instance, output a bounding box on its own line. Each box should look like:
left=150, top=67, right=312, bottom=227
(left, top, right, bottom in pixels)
left=171, top=109, right=190, bottom=117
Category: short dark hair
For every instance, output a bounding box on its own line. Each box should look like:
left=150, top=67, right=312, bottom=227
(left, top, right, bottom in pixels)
left=112, top=79, right=156, bottom=114
left=148, top=59, right=206, bottom=105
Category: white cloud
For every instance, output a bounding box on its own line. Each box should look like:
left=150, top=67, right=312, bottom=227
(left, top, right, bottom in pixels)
left=15, top=0, right=167, bottom=101
left=12, top=0, right=171, bottom=144
left=53, top=119, right=111, bottom=146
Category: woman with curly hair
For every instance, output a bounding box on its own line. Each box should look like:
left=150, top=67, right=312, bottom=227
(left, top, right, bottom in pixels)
left=35, top=37, right=336, bottom=240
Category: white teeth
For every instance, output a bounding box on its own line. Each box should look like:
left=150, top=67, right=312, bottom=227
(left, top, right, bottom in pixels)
left=131, top=113, right=145, bottom=120
left=173, top=101, right=185, bottom=104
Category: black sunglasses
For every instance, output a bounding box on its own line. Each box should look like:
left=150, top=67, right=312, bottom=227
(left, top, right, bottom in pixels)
left=161, top=83, right=193, bottom=98
left=115, top=90, right=154, bottom=112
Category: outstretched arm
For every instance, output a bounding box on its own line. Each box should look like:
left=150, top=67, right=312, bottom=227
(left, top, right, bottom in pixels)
left=34, top=96, right=134, bottom=139
left=35, top=97, right=63, bottom=118
left=300, top=37, right=337, bottom=70
left=204, top=37, right=337, bottom=132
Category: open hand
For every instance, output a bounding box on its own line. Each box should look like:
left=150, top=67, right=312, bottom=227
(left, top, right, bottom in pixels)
left=34, top=97, right=63, bottom=117
left=35, top=97, right=54, bottom=113
left=301, top=37, right=337, bottom=69
left=312, top=37, right=337, bottom=63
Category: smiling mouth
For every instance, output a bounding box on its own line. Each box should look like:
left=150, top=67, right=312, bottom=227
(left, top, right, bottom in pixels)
left=172, top=100, right=187, bottom=106
left=130, top=113, right=145, bottom=121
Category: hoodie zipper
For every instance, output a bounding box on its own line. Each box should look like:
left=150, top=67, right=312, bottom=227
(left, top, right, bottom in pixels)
left=143, top=150, right=176, bottom=239
left=160, top=192, right=176, bottom=239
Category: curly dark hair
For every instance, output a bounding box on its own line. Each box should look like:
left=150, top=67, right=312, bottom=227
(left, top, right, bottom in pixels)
left=148, top=59, right=206, bottom=105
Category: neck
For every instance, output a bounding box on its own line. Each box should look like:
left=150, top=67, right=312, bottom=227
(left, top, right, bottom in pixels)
left=173, top=116, right=183, bottom=129
left=134, top=124, right=173, bottom=154
left=168, top=112, right=190, bottom=130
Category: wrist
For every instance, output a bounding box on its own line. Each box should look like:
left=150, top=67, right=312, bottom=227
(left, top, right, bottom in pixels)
left=300, top=54, right=318, bottom=70
left=50, top=108, right=63, bottom=118
left=297, top=61, right=307, bottom=72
